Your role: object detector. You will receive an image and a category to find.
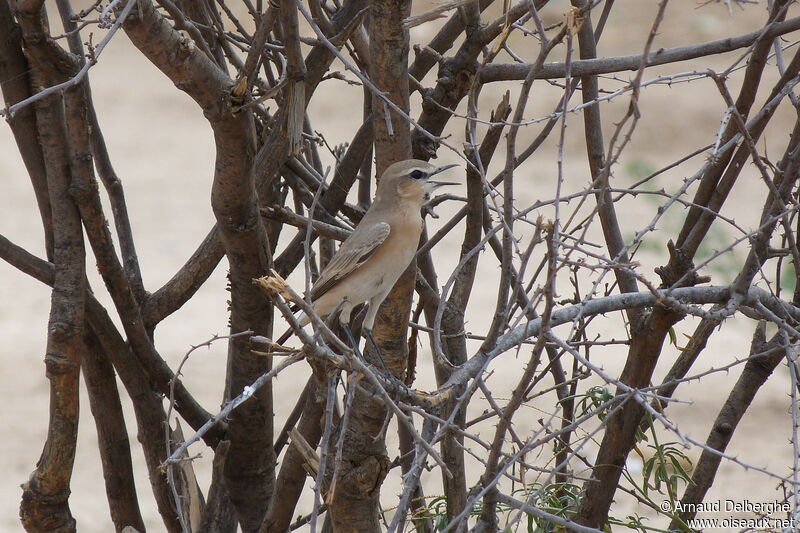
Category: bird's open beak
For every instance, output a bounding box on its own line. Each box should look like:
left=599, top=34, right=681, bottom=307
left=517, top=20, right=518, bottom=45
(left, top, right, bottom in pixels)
left=427, top=180, right=459, bottom=188
left=426, top=163, right=459, bottom=187
left=429, top=163, right=459, bottom=177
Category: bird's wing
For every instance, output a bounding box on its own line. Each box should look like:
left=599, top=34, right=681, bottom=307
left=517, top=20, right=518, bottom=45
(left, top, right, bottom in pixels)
left=310, top=221, right=391, bottom=300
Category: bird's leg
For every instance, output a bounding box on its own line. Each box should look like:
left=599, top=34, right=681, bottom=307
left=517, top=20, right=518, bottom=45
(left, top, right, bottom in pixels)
left=363, top=328, right=390, bottom=375
left=340, top=321, right=364, bottom=360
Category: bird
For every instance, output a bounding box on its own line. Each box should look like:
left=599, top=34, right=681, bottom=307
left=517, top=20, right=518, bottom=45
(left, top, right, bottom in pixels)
left=277, top=159, right=458, bottom=369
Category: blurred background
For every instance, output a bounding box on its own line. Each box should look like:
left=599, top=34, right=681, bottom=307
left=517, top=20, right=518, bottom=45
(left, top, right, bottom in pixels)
left=2, top=0, right=799, bottom=530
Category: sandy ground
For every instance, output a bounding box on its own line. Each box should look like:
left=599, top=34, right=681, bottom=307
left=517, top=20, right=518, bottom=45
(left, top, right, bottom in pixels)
left=2, top=1, right=800, bottom=531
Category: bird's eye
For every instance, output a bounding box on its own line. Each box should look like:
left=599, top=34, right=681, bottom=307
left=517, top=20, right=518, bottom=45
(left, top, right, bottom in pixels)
left=410, top=170, right=425, bottom=180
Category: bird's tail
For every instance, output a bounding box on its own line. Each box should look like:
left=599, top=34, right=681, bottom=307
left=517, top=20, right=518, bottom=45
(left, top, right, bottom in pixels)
left=276, top=326, right=294, bottom=346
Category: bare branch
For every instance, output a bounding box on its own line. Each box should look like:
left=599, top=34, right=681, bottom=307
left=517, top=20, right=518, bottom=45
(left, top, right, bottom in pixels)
left=481, top=16, right=800, bottom=82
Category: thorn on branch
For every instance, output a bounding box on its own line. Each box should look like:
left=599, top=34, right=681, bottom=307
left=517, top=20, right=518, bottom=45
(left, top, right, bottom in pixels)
left=320, top=71, right=362, bottom=86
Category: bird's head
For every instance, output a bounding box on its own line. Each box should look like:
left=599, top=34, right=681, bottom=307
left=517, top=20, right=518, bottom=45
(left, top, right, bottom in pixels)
left=376, top=159, right=459, bottom=204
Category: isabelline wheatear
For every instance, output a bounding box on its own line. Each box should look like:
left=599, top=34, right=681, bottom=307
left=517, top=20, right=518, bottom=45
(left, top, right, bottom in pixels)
left=281, top=159, right=458, bottom=367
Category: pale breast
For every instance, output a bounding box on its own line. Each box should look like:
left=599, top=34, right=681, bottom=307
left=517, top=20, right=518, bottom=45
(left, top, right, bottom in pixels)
left=311, top=208, right=424, bottom=317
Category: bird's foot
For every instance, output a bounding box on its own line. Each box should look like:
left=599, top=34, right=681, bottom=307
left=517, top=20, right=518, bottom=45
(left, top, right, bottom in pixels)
left=340, top=324, right=392, bottom=377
